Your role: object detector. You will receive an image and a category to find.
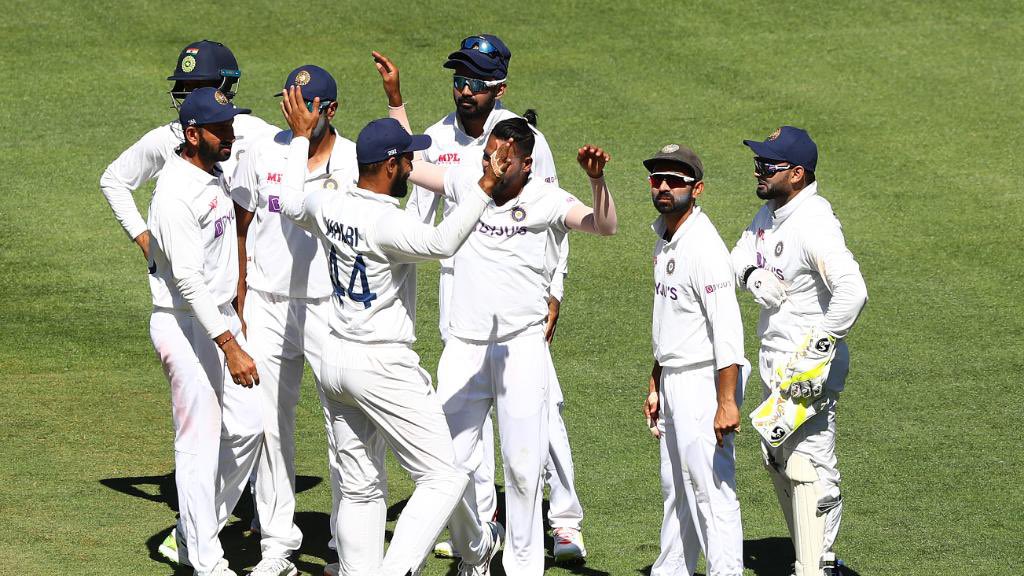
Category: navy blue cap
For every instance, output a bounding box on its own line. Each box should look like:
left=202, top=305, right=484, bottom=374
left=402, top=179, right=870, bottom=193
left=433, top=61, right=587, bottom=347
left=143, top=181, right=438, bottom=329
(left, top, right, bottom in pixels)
left=356, top=118, right=431, bottom=165
left=275, top=65, right=337, bottom=101
left=178, top=87, right=251, bottom=127
left=443, top=34, right=510, bottom=80
left=743, top=126, right=818, bottom=172
left=168, top=40, right=240, bottom=82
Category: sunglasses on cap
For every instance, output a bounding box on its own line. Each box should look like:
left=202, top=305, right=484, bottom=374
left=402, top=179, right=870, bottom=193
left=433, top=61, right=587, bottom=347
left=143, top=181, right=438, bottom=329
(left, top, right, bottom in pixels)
left=453, top=75, right=504, bottom=93
left=754, top=158, right=796, bottom=177
left=649, top=172, right=698, bottom=188
left=305, top=99, right=333, bottom=113
left=461, top=35, right=502, bottom=58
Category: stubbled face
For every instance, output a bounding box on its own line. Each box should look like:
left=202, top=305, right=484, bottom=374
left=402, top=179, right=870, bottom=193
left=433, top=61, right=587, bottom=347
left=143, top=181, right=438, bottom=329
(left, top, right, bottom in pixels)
left=388, top=153, right=414, bottom=198
left=192, top=120, right=235, bottom=163
left=452, top=64, right=499, bottom=120
left=648, top=160, right=699, bottom=215
left=482, top=134, right=532, bottom=203
left=754, top=157, right=797, bottom=201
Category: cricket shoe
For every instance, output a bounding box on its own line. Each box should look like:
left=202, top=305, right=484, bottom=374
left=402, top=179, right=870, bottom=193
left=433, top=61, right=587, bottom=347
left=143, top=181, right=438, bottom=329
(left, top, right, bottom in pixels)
left=434, top=538, right=461, bottom=558
left=457, top=521, right=504, bottom=576
left=552, top=527, right=587, bottom=562
left=158, top=529, right=191, bottom=567
left=198, top=558, right=237, bottom=576
left=249, top=557, right=298, bottom=576
left=323, top=562, right=339, bottom=576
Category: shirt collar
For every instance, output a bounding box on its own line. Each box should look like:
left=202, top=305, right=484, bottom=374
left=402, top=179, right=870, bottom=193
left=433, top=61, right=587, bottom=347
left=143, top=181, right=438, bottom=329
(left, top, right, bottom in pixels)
left=771, top=181, right=818, bottom=225
left=352, top=186, right=400, bottom=206
left=168, top=152, right=222, bottom=186
left=283, top=128, right=344, bottom=181
left=651, top=206, right=703, bottom=247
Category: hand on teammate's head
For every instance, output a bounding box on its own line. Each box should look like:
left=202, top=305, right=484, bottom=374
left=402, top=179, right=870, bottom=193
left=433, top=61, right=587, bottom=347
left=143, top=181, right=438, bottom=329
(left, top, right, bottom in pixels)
left=280, top=85, right=320, bottom=139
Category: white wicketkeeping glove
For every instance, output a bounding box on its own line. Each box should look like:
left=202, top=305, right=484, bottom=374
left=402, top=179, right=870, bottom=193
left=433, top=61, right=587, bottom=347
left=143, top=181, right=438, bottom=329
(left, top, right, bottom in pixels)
left=746, top=268, right=787, bottom=309
left=776, top=327, right=837, bottom=401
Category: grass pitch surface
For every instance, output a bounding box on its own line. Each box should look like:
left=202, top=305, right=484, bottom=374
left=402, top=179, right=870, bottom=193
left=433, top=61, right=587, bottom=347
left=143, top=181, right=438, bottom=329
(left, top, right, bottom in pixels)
left=1, top=2, right=1021, bottom=575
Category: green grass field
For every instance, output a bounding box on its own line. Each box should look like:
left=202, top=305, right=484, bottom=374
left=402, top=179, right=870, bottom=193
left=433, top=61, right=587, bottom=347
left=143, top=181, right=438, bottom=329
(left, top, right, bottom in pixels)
left=2, top=1, right=1022, bottom=575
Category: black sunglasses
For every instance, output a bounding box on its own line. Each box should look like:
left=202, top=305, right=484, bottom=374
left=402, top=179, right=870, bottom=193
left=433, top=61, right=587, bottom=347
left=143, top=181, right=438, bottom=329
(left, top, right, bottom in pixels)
left=649, top=172, right=697, bottom=188
left=754, top=158, right=797, bottom=177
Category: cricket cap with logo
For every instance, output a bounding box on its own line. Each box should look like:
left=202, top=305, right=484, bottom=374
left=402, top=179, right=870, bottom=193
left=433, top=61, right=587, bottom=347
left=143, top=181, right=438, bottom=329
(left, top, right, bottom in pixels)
left=643, top=143, right=704, bottom=181
left=168, top=40, right=241, bottom=100
left=356, top=118, right=432, bottom=165
left=743, top=126, right=818, bottom=172
left=178, top=87, right=251, bottom=127
left=275, top=65, right=337, bottom=102
left=444, top=34, right=510, bottom=80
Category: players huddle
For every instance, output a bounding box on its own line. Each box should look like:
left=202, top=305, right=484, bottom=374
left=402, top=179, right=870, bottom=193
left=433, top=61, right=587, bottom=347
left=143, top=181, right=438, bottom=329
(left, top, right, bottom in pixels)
left=100, top=35, right=866, bottom=576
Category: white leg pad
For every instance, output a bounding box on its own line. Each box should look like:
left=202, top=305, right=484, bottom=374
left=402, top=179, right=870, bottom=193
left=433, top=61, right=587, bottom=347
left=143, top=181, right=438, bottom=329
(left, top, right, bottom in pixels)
left=762, top=443, right=795, bottom=540
left=785, top=453, right=826, bottom=576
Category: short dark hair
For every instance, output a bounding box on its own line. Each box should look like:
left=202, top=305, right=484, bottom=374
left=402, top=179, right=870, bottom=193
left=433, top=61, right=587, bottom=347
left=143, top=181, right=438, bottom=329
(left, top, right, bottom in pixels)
left=492, top=117, right=535, bottom=157
left=357, top=159, right=387, bottom=178
left=802, top=169, right=816, bottom=185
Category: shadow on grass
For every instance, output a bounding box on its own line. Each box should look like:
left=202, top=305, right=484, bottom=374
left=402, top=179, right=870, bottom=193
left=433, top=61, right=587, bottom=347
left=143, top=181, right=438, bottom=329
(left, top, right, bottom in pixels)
left=637, top=537, right=862, bottom=576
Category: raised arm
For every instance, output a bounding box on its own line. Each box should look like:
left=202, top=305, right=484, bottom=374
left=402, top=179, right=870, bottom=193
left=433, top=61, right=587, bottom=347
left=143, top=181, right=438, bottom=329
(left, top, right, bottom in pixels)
left=564, top=145, right=617, bottom=236
left=275, top=86, right=326, bottom=230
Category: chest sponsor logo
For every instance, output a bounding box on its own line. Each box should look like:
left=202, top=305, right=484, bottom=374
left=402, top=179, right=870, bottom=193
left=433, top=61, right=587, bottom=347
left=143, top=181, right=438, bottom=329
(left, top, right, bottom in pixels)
left=213, top=211, right=235, bottom=239
left=755, top=253, right=786, bottom=281
left=511, top=206, right=526, bottom=222
left=436, top=152, right=460, bottom=164
left=666, top=258, right=676, bottom=275
left=475, top=221, right=527, bottom=237
left=324, top=217, right=360, bottom=248
left=705, top=281, right=732, bottom=294
left=655, top=281, right=678, bottom=301
left=545, top=176, right=557, bottom=184
left=775, top=241, right=784, bottom=256
left=267, top=172, right=282, bottom=183
left=268, top=195, right=282, bottom=213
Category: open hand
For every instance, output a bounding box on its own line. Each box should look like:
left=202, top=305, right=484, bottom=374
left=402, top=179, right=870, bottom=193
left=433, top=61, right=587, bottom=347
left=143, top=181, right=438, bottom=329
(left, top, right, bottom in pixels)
left=280, top=85, right=320, bottom=139
left=480, top=139, right=514, bottom=194
left=577, top=145, right=610, bottom=178
left=372, top=51, right=403, bottom=107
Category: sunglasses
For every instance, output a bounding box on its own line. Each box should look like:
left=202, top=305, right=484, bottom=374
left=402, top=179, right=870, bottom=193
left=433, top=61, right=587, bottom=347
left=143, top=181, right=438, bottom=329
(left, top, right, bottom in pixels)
left=461, top=35, right=502, bottom=58
left=754, top=158, right=796, bottom=177
left=453, top=75, right=504, bottom=93
left=305, top=100, right=333, bottom=113
left=649, top=172, right=697, bottom=188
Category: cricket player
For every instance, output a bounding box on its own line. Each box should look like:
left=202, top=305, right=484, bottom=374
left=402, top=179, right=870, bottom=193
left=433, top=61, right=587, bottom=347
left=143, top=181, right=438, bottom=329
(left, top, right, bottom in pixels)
left=387, top=91, right=617, bottom=572
left=230, top=65, right=356, bottom=576
left=101, top=39, right=278, bottom=265
left=276, top=87, right=504, bottom=576
left=385, top=36, right=587, bottom=560
left=147, top=87, right=263, bottom=576
left=640, top=144, right=747, bottom=576
left=731, top=126, right=868, bottom=576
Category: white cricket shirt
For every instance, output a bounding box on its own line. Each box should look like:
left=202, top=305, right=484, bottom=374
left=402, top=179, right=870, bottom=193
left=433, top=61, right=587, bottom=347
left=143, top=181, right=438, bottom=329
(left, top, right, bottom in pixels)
left=230, top=129, right=357, bottom=299
left=731, top=182, right=868, bottom=353
left=278, top=137, right=489, bottom=345
left=652, top=207, right=745, bottom=370
left=147, top=154, right=238, bottom=338
left=405, top=102, right=562, bottom=272
left=101, top=113, right=278, bottom=240
left=443, top=166, right=578, bottom=341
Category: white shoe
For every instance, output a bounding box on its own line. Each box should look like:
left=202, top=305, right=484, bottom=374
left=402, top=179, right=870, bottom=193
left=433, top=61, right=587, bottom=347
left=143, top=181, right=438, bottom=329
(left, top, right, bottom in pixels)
left=197, top=558, right=237, bottom=576
left=434, top=538, right=460, bottom=558
left=457, top=522, right=504, bottom=576
left=323, top=562, right=339, bottom=576
left=158, top=529, right=191, bottom=567
left=249, top=557, right=298, bottom=576
left=552, top=527, right=587, bottom=562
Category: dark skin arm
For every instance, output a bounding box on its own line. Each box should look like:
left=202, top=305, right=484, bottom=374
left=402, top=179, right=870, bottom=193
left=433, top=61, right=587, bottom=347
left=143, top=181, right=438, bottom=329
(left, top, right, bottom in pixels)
left=233, top=204, right=254, bottom=334
left=713, top=363, right=741, bottom=446
left=545, top=296, right=561, bottom=344
left=643, top=361, right=662, bottom=438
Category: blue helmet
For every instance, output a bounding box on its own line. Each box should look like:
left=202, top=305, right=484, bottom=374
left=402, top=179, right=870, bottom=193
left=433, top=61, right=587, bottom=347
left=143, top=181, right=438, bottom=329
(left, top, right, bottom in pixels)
left=168, top=40, right=242, bottom=106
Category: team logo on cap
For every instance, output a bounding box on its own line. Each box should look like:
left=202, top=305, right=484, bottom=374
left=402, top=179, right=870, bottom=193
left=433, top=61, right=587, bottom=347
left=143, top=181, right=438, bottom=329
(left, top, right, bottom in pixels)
left=666, top=258, right=676, bottom=275
left=511, top=206, right=526, bottom=222
left=774, top=241, right=784, bottom=256
left=661, top=144, right=680, bottom=154
left=324, top=178, right=339, bottom=190
left=181, top=55, right=197, bottom=73
left=768, top=128, right=782, bottom=141
left=294, top=70, right=311, bottom=86
left=214, top=91, right=229, bottom=105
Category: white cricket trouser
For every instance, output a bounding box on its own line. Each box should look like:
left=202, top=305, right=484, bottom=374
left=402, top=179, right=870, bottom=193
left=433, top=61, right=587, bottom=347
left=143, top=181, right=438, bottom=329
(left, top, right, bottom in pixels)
left=652, top=362, right=744, bottom=576
left=320, top=338, right=473, bottom=576
left=439, top=327, right=551, bottom=576
left=470, top=354, right=584, bottom=530
left=243, top=288, right=343, bottom=559
left=150, top=305, right=262, bottom=574
left=759, top=344, right=848, bottom=563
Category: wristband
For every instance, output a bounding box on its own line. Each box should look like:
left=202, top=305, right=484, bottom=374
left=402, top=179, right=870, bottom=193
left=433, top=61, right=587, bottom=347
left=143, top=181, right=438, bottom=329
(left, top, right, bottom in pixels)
left=215, top=333, right=234, bottom=348
left=740, top=266, right=757, bottom=288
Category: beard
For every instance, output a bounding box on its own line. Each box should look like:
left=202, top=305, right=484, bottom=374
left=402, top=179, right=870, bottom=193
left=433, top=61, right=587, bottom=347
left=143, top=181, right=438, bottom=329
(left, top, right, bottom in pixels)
left=199, top=137, right=231, bottom=163
left=389, top=169, right=410, bottom=198
left=756, top=178, right=785, bottom=201
left=653, top=191, right=692, bottom=214
left=456, top=94, right=494, bottom=122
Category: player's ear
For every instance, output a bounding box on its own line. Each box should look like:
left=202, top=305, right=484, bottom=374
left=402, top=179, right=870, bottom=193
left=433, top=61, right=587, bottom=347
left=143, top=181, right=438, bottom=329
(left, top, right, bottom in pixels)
left=522, top=154, right=533, bottom=175
left=184, top=126, right=202, bottom=147
left=494, top=83, right=507, bottom=99
left=692, top=181, right=705, bottom=200
left=790, top=166, right=805, bottom=185
left=326, top=101, right=338, bottom=121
